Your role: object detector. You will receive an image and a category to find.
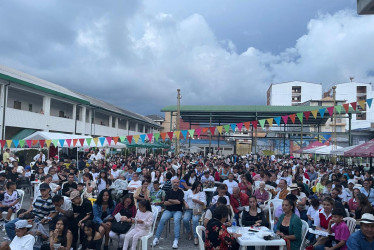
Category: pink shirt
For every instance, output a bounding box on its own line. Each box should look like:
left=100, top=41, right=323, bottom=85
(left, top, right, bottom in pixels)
left=331, top=221, right=350, bottom=250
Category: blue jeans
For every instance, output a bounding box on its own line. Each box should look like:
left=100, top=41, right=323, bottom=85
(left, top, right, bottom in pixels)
left=5, top=218, right=20, bottom=240
left=183, top=209, right=202, bottom=238
left=155, top=210, right=182, bottom=241
left=314, top=245, right=325, bottom=250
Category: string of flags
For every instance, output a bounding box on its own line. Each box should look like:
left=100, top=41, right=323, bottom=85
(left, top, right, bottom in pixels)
left=1, top=98, right=372, bottom=148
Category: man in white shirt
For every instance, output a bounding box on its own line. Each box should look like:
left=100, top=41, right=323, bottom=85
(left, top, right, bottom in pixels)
left=200, top=171, right=214, bottom=184
left=127, top=173, right=141, bottom=193
left=223, top=173, right=238, bottom=194
left=0, top=220, right=35, bottom=250
left=111, top=165, right=120, bottom=180
left=33, top=151, right=45, bottom=162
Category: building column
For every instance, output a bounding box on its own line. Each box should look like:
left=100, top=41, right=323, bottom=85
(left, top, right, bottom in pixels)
left=109, top=116, right=113, bottom=128
left=81, top=106, right=86, bottom=134
left=143, top=124, right=146, bottom=133
left=42, top=96, right=51, bottom=116
left=115, top=117, right=118, bottom=128
left=135, top=122, right=139, bottom=133
left=0, top=84, right=9, bottom=140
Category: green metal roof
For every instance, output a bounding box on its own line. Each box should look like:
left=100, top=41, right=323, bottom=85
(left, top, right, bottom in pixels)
left=11, top=128, right=37, bottom=140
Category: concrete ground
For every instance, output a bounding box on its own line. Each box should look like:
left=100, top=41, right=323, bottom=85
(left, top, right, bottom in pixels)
left=0, top=190, right=200, bottom=250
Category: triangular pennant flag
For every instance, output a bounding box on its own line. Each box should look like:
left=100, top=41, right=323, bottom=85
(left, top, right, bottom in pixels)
left=319, top=108, right=326, bottom=118
left=296, top=113, right=303, bottom=123
left=39, top=140, right=45, bottom=148
left=350, top=102, right=357, bottom=111
left=304, top=111, right=310, bottom=121
left=147, top=134, right=153, bottom=142
left=342, top=103, right=349, bottom=113
left=93, top=137, right=99, bottom=146
left=86, top=138, right=92, bottom=146
left=32, top=140, right=38, bottom=146
left=252, top=121, right=258, bottom=130
left=19, top=140, right=25, bottom=148
left=327, top=106, right=334, bottom=116
left=160, top=132, right=166, bottom=141
left=119, top=136, right=126, bottom=142
left=274, top=117, right=281, bottom=126
left=237, top=123, right=243, bottom=131
left=72, top=139, right=78, bottom=147
left=243, top=122, right=250, bottom=131
left=13, top=140, right=19, bottom=148
left=181, top=130, right=188, bottom=139
left=335, top=106, right=342, bottom=114
left=208, top=127, right=216, bottom=134
left=52, top=140, right=59, bottom=147
left=202, top=127, right=209, bottom=134
left=26, top=140, right=32, bottom=148
left=139, top=134, right=146, bottom=143
left=126, top=136, right=133, bottom=144
left=289, top=114, right=296, bottom=124
left=154, top=133, right=160, bottom=141
left=45, top=140, right=51, bottom=148
left=113, top=136, right=119, bottom=145
left=358, top=100, right=366, bottom=109
left=230, top=124, right=236, bottom=132
left=133, top=135, right=140, bottom=143
left=98, top=137, right=105, bottom=146
left=106, top=137, right=112, bottom=146
left=167, top=132, right=174, bottom=140
left=281, top=115, right=288, bottom=125
left=311, top=110, right=318, bottom=119
left=6, top=140, right=12, bottom=148
left=258, top=119, right=266, bottom=128
left=0, top=140, right=5, bottom=148
left=266, top=118, right=273, bottom=127
left=59, top=139, right=65, bottom=147
left=216, top=126, right=223, bottom=134
left=366, top=98, right=373, bottom=108
left=223, top=124, right=230, bottom=133
left=188, top=129, right=194, bottom=138
left=66, top=139, right=72, bottom=147
left=195, top=128, right=201, bottom=137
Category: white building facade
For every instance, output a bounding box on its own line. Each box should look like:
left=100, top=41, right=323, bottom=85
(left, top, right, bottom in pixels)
left=0, top=65, right=160, bottom=140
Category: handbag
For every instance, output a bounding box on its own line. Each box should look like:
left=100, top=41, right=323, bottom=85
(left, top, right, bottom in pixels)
left=111, top=208, right=132, bottom=234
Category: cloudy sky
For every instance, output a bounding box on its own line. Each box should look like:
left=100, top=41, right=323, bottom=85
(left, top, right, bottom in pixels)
left=1, top=0, right=374, bottom=116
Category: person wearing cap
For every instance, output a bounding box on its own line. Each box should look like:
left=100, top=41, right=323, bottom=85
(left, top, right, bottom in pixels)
left=347, top=213, right=374, bottom=249
left=110, top=164, right=120, bottom=180
left=34, top=174, right=61, bottom=202
left=0, top=219, right=35, bottom=250
left=314, top=208, right=350, bottom=250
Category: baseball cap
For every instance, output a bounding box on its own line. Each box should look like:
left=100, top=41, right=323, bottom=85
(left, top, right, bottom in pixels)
left=15, top=220, right=32, bottom=229
left=70, top=190, right=81, bottom=200
left=348, top=180, right=355, bottom=185
left=112, top=164, right=117, bottom=169
left=25, top=166, right=31, bottom=170
left=39, top=183, right=51, bottom=190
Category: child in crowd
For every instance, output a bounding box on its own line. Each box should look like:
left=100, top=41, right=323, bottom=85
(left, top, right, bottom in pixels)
left=0, top=182, right=20, bottom=222
left=306, top=198, right=321, bottom=227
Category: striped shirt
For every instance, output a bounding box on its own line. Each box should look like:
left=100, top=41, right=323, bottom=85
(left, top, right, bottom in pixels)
left=32, top=195, right=55, bottom=220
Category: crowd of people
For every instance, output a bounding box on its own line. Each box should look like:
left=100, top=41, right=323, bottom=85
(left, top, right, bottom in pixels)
left=0, top=149, right=373, bottom=250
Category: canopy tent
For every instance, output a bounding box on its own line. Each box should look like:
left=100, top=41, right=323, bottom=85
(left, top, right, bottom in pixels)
left=294, top=141, right=324, bottom=153
left=330, top=144, right=361, bottom=156
left=303, top=145, right=328, bottom=154
left=344, top=139, right=374, bottom=157
left=123, top=141, right=169, bottom=149
left=313, top=145, right=342, bottom=155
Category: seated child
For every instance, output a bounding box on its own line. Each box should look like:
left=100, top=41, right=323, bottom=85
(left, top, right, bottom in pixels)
left=0, top=182, right=21, bottom=222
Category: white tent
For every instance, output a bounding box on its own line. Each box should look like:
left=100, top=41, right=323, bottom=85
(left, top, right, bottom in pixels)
left=330, top=144, right=360, bottom=156
left=305, top=145, right=342, bottom=155
left=303, top=145, right=328, bottom=154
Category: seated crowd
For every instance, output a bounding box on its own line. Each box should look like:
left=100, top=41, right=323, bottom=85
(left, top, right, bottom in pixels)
left=0, top=149, right=373, bottom=250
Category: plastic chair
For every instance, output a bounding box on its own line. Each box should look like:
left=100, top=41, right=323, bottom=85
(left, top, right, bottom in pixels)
left=1, top=189, right=25, bottom=221
left=345, top=208, right=350, bottom=218
left=138, top=205, right=159, bottom=250
left=343, top=217, right=356, bottom=234
left=299, top=219, right=309, bottom=250
left=266, top=199, right=283, bottom=231
left=196, top=225, right=205, bottom=250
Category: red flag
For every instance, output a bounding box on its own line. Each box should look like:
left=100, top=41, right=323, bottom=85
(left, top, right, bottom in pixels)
left=281, top=115, right=288, bottom=124
left=113, top=136, right=119, bottom=144
left=236, top=123, right=243, bottom=131
left=289, top=114, right=296, bottom=124
left=126, top=135, right=133, bottom=144
left=202, top=127, right=209, bottom=134
left=106, top=137, right=112, bottom=146
left=327, top=106, right=334, bottom=116
left=208, top=127, right=216, bottom=134
left=39, top=140, right=45, bottom=148
left=243, top=122, right=250, bottom=131
left=350, top=102, right=357, bottom=111
left=252, top=121, right=258, bottom=130
left=0, top=140, right=5, bottom=148
left=195, top=128, right=202, bottom=137
left=304, top=111, right=310, bottom=121
left=342, top=103, right=349, bottom=113
left=66, top=139, right=72, bottom=147
left=167, top=132, right=174, bottom=140
left=79, top=138, right=85, bottom=146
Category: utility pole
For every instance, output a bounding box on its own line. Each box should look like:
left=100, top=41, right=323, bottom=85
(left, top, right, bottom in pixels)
left=176, top=89, right=181, bottom=154
left=332, top=86, right=337, bottom=150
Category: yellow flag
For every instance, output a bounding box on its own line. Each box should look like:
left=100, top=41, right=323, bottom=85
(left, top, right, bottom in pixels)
left=311, top=110, right=318, bottom=119
left=216, top=126, right=223, bottom=134
left=358, top=100, right=366, bottom=109
left=266, top=118, right=273, bottom=127
left=6, top=140, right=12, bottom=148
left=45, top=140, right=51, bottom=148
left=174, top=131, right=180, bottom=139
left=133, top=135, right=140, bottom=143
left=93, top=137, right=99, bottom=146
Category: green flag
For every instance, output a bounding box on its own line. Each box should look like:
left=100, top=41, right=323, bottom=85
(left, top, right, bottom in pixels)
left=259, top=119, right=266, bottom=128
left=188, top=129, right=195, bottom=138
left=335, top=105, right=342, bottom=114
left=52, top=140, right=59, bottom=147
left=154, top=133, right=160, bottom=141
left=119, top=136, right=126, bottom=142
left=296, top=112, right=303, bottom=123
left=19, top=140, right=25, bottom=148
left=86, top=138, right=92, bottom=146
left=223, top=124, right=230, bottom=133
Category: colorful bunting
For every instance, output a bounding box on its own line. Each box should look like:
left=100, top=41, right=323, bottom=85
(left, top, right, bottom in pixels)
left=367, top=98, right=373, bottom=108
left=237, top=123, right=243, bottom=131
left=296, top=113, right=303, bottom=123
left=243, top=122, right=250, bottom=131
left=281, top=115, right=288, bottom=124
left=119, top=136, right=126, bottom=142
left=19, top=140, right=25, bottom=148
left=195, top=128, right=202, bottom=137
left=167, top=132, right=174, bottom=140
left=258, top=119, right=266, bottom=128
left=146, top=134, right=153, bottom=142
left=266, top=118, right=273, bottom=127
left=13, top=140, right=19, bottom=148
left=126, top=136, right=133, bottom=144
left=327, top=107, right=334, bottom=116
left=39, top=140, right=45, bottom=148
left=335, top=106, right=342, bottom=114
left=342, top=103, right=349, bottom=113
left=216, top=126, right=223, bottom=134
left=223, top=124, right=230, bottom=133
left=154, top=133, right=160, bottom=141
left=274, top=117, right=281, bottom=126
left=230, top=124, right=236, bottom=132
left=311, top=110, right=318, bottom=119
left=358, top=100, right=366, bottom=109
left=66, top=139, right=72, bottom=147
left=0, top=140, right=5, bottom=148
left=140, top=134, right=146, bottom=143
left=52, top=140, right=59, bottom=147
left=304, top=111, right=310, bottom=121
left=188, top=129, right=195, bottom=138
left=72, top=139, right=78, bottom=147
left=26, top=140, right=32, bottom=148
left=208, top=127, right=216, bottom=135
left=59, top=139, right=65, bottom=147
left=98, top=137, right=105, bottom=146
left=289, top=114, right=296, bottom=124
left=252, top=121, right=258, bottom=130
left=86, top=138, right=92, bottom=146
left=106, top=137, right=112, bottom=146
left=350, top=102, right=357, bottom=111
left=319, top=108, right=326, bottom=118
left=113, top=136, right=119, bottom=144
left=32, top=140, right=38, bottom=146
left=45, top=140, right=51, bottom=148
left=174, top=131, right=180, bottom=139
left=160, top=132, right=166, bottom=141
left=93, top=137, right=99, bottom=146
left=6, top=140, right=12, bottom=148
left=133, top=135, right=140, bottom=143
left=202, top=127, right=209, bottom=134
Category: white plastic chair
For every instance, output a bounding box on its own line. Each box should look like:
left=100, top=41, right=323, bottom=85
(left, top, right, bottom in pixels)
left=138, top=205, right=159, bottom=250
left=345, top=208, right=350, bottom=218
left=196, top=225, right=205, bottom=250
left=1, top=189, right=24, bottom=221
left=343, top=217, right=356, bottom=234
left=266, top=199, right=283, bottom=231
left=299, top=219, right=309, bottom=250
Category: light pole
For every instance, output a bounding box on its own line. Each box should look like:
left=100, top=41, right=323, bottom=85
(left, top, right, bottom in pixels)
left=176, top=89, right=181, bottom=154
left=332, top=86, right=337, bottom=150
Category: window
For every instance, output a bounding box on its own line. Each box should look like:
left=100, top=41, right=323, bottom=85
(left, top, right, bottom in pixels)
left=112, top=119, right=115, bottom=128
left=14, top=101, right=21, bottom=110
left=59, top=111, right=64, bottom=118
left=28, top=104, right=32, bottom=112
